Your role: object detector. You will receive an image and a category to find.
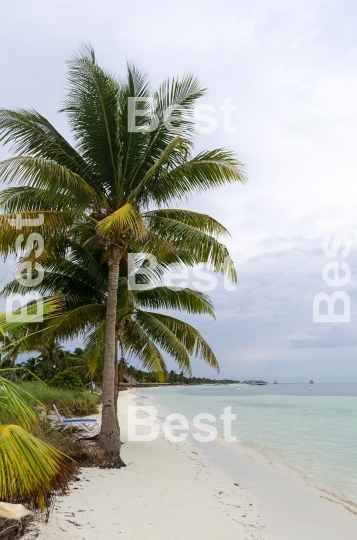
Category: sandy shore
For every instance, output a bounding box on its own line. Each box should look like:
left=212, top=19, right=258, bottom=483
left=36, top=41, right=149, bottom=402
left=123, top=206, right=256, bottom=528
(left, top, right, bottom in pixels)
left=24, top=390, right=356, bottom=540
left=24, top=391, right=251, bottom=539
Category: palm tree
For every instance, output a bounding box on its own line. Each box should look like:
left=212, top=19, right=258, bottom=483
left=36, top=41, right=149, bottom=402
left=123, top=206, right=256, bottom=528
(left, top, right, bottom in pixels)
left=0, top=45, right=245, bottom=464
left=36, top=340, right=65, bottom=369
left=0, top=322, right=65, bottom=381
left=2, top=239, right=218, bottom=393
left=2, top=241, right=220, bottom=468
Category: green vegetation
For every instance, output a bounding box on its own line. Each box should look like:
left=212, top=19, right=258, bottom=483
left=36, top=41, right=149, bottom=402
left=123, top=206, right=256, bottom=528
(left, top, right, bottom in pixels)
left=0, top=423, right=72, bottom=511
left=167, top=370, right=239, bottom=385
left=0, top=371, right=73, bottom=512
left=48, top=369, right=85, bottom=391
left=17, top=346, right=90, bottom=384
left=14, top=381, right=98, bottom=416
left=124, top=366, right=239, bottom=385
left=0, top=309, right=75, bottom=512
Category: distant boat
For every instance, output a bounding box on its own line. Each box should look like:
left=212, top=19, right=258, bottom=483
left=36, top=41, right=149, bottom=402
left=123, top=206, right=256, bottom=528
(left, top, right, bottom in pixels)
left=238, top=388, right=241, bottom=391
left=274, top=380, right=277, bottom=384
left=309, top=387, right=313, bottom=390
left=309, top=380, right=314, bottom=384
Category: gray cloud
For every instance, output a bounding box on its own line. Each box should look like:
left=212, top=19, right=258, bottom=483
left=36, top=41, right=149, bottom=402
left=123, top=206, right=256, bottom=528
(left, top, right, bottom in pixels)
left=1, top=0, right=357, bottom=381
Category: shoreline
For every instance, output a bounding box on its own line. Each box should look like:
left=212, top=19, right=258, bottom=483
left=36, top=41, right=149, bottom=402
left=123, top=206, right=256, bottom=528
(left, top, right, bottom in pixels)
left=143, top=389, right=357, bottom=516
left=24, top=390, right=357, bottom=540
left=138, top=384, right=357, bottom=514
left=137, top=387, right=357, bottom=539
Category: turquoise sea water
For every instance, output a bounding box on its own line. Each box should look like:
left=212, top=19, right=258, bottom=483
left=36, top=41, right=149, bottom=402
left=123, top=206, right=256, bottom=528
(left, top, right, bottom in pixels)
left=138, top=384, right=357, bottom=509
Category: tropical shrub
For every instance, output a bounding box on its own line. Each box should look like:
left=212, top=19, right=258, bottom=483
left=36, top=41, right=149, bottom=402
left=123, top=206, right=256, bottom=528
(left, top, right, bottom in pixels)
left=0, top=372, right=73, bottom=511
left=48, top=369, right=85, bottom=391
left=0, top=423, right=73, bottom=510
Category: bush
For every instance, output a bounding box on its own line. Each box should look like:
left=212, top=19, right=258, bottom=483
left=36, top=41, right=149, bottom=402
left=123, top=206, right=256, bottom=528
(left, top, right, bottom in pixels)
left=48, top=369, right=85, bottom=391
left=0, top=376, right=74, bottom=515
left=0, top=424, right=74, bottom=511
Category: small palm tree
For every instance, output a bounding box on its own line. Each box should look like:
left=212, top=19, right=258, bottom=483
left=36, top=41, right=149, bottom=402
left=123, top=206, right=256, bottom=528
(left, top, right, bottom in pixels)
left=0, top=45, right=245, bottom=463
left=0, top=304, right=73, bottom=511
left=0, top=374, right=73, bottom=511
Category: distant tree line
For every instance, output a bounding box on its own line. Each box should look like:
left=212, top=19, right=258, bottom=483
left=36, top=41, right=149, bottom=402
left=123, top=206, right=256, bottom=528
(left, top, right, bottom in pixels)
left=2, top=347, right=240, bottom=387
left=124, top=364, right=239, bottom=385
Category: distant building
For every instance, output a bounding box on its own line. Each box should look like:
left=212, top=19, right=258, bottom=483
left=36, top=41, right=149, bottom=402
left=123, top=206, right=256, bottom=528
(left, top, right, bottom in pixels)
left=123, top=374, right=138, bottom=385
left=243, top=380, right=267, bottom=386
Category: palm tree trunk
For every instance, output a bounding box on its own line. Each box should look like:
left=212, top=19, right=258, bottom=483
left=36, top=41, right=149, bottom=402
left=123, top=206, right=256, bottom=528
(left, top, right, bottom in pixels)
left=114, top=337, right=120, bottom=430
left=9, top=358, right=16, bottom=382
left=99, top=245, right=125, bottom=467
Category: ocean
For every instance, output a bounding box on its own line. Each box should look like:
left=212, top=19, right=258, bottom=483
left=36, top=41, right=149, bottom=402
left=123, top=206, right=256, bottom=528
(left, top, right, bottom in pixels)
left=137, top=383, right=357, bottom=510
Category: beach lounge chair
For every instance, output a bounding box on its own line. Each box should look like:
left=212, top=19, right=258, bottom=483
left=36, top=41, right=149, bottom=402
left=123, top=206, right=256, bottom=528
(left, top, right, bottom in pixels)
left=49, top=404, right=99, bottom=432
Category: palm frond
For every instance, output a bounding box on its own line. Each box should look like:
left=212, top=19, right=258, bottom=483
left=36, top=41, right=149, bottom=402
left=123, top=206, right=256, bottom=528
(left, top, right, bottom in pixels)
left=0, top=107, right=89, bottom=179
left=83, top=336, right=105, bottom=377
left=146, top=216, right=237, bottom=282
left=38, top=303, right=105, bottom=342
left=153, top=74, right=206, bottom=138
left=144, top=208, right=230, bottom=237
left=0, top=376, right=37, bottom=430
left=133, top=287, right=215, bottom=317
left=96, top=203, right=147, bottom=239
left=0, top=297, right=62, bottom=334
left=120, top=319, right=167, bottom=376
left=147, top=148, right=246, bottom=204
left=136, top=311, right=219, bottom=372
left=0, top=211, right=80, bottom=257
left=0, top=157, right=104, bottom=209
left=133, top=310, right=192, bottom=373
left=0, top=424, right=73, bottom=510
left=128, top=136, right=189, bottom=198
left=61, top=43, right=120, bottom=190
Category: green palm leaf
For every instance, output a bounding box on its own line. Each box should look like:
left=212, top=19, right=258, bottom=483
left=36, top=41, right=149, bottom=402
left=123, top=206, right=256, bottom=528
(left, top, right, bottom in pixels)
left=134, top=310, right=191, bottom=373
left=119, top=319, right=167, bottom=377
left=137, top=311, right=219, bottom=371
left=0, top=108, right=88, bottom=178
left=144, top=215, right=237, bottom=281
left=0, top=211, right=80, bottom=257
left=0, top=156, right=103, bottom=209
left=96, top=203, right=147, bottom=239
left=133, top=287, right=215, bottom=317
left=0, top=424, right=72, bottom=510
left=60, top=43, right=120, bottom=189
left=0, top=375, right=36, bottom=430
left=144, top=208, right=230, bottom=237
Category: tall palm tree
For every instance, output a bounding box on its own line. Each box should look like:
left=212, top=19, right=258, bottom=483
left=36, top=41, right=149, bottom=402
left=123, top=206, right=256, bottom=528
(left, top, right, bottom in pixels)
left=0, top=45, right=245, bottom=464
left=2, top=240, right=220, bottom=467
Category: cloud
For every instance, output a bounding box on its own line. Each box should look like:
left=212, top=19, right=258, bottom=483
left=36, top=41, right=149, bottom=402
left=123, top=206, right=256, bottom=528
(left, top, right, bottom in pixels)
left=1, top=0, right=357, bottom=380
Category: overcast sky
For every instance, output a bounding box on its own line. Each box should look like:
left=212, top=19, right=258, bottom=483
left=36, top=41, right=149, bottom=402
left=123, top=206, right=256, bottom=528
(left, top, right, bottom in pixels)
left=1, top=0, right=357, bottom=381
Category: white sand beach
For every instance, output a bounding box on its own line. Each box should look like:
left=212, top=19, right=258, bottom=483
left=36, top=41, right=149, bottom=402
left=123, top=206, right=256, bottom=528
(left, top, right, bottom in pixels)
left=24, top=391, right=357, bottom=540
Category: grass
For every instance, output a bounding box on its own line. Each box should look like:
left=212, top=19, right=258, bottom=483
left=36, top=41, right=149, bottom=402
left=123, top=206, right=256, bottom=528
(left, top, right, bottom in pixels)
left=13, top=381, right=99, bottom=417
